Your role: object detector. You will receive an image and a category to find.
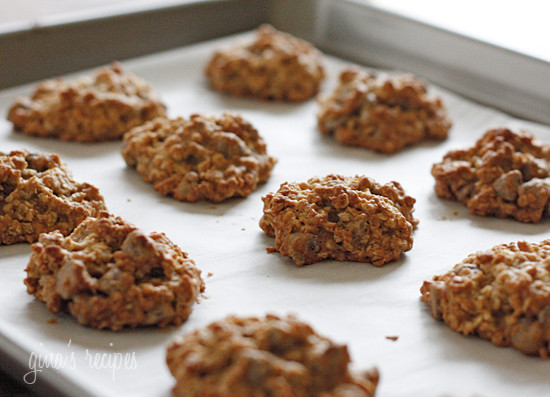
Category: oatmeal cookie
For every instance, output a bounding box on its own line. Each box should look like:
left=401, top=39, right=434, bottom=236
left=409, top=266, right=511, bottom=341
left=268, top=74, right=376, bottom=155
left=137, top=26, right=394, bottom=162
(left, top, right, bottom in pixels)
left=8, top=62, right=166, bottom=142
left=0, top=150, right=105, bottom=245
left=122, top=113, right=276, bottom=203
left=166, top=314, right=379, bottom=397
left=205, top=24, right=325, bottom=102
left=260, top=174, right=417, bottom=266
left=24, top=212, right=204, bottom=331
left=317, top=67, right=451, bottom=153
left=421, top=239, right=550, bottom=357
left=432, top=127, right=550, bottom=223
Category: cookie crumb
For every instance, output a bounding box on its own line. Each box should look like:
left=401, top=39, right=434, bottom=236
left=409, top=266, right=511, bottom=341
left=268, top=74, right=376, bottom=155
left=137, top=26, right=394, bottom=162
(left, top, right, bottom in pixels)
left=207, top=272, right=214, bottom=277
left=47, top=318, right=58, bottom=325
left=453, top=211, right=458, bottom=216
left=385, top=335, right=399, bottom=341
left=439, top=216, right=448, bottom=221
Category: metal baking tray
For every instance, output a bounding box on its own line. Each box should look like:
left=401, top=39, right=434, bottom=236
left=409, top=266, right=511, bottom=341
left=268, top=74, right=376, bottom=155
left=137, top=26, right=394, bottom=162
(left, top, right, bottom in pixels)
left=3, top=0, right=550, bottom=125
left=1, top=1, right=550, bottom=396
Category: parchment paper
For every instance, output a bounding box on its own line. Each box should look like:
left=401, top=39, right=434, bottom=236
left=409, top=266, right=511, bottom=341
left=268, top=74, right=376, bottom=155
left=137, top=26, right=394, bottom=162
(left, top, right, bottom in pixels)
left=0, top=32, right=549, bottom=397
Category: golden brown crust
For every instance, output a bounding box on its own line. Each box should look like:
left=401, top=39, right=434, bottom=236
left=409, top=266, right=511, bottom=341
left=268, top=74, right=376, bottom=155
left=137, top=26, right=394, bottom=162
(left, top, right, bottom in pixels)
left=0, top=150, right=105, bottom=245
left=205, top=25, right=325, bottom=102
left=24, top=212, right=204, bottom=331
left=432, top=127, right=550, bottom=222
left=7, top=62, right=166, bottom=142
left=121, top=113, right=276, bottom=203
left=166, top=314, right=379, bottom=397
left=421, top=239, right=550, bottom=358
left=317, top=67, right=451, bottom=153
left=260, top=174, right=417, bottom=266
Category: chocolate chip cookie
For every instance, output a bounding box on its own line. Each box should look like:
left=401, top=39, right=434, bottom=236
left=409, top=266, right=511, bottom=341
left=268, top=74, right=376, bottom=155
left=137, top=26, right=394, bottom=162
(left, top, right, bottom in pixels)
left=317, top=67, right=451, bottom=153
left=432, top=127, right=550, bottom=222
left=205, top=25, right=325, bottom=102
left=8, top=62, right=166, bottom=142
left=166, top=314, right=379, bottom=396
left=421, top=239, right=550, bottom=357
left=122, top=113, right=276, bottom=203
left=24, top=212, right=204, bottom=330
left=260, top=174, right=417, bottom=266
left=0, top=150, right=105, bottom=244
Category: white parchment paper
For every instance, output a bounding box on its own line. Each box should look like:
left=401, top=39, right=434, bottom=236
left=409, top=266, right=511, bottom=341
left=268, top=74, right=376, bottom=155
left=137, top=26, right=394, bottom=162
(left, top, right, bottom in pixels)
left=0, top=33, right=549, bottom=397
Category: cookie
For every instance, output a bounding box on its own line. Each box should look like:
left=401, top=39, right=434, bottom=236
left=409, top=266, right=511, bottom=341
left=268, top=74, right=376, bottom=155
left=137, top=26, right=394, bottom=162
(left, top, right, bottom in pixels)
left=317, top=67, right=451, bottom=153
left=8, top=62, right=166, bottom=142
left=421, top=239, right=550, bottom=357
left=24, top=212, right=204, bottom=331
left=432, top=127, right=550, bottom=223
left=260, top=174, right=417, bottom=266
left=0, top=150, right=105, bottom=245
left=166, top=314, right=379, bottom=397
left=205, top=24, right=325, bottom=102
left=122, top=113, right=276, bottom=203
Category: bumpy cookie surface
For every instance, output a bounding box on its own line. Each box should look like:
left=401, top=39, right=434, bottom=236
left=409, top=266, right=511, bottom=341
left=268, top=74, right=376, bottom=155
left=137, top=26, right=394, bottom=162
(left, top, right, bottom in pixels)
left=24, top=212, right=204, bottom=331
left=260, top=174, right=417, bottom=266
left=317, top=67, right=451, bottom=153
left=0, top=150, right=105, bottom=245
left=122, top=113, right=276, bottom=203
left=8, top=62, right=166, bottom=142
left=166, top=314, right=379, bottom=397
left=421, top=239, right=550, bottom=357
left=432, top=128, right=550, bottom=223
left=205, top=24, right=325, bottom=102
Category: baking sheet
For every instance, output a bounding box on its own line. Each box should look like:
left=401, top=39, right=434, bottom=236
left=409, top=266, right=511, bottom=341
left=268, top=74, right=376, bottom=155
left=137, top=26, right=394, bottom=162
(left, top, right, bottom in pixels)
left=1, top=32, right=550, bottom=397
